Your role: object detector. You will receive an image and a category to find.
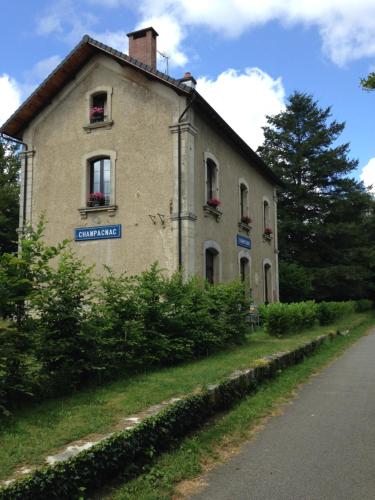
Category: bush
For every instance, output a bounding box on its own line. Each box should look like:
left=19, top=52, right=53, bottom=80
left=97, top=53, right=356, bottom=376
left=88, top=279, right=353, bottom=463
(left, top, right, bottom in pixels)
left=355, top=299, right=373, bottom=312
left=31, top=251, right=95, bottom=394
left=317, top=301, right=355, bottom=325
left=260, top=301, right=318, bottom=337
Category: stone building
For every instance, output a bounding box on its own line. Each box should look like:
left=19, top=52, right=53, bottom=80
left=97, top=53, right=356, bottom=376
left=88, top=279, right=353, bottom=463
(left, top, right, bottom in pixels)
left=1, top=27, right=281, bottom=304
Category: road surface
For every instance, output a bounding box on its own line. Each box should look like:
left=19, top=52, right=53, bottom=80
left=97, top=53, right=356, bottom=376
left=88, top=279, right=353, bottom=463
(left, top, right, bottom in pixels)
left=193, top=328, right=375, bottom=500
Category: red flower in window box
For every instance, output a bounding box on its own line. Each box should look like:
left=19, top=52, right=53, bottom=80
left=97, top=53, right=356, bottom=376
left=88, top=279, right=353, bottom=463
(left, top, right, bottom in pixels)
left=241, top=215, right=252, bottom=225
left=88, top=192, right=106, bottom=206
left=90, top=106, right=104, bottom=117
left=264, top=227, right=273, bottom=236
left=207, top=198, right=221, bottom=208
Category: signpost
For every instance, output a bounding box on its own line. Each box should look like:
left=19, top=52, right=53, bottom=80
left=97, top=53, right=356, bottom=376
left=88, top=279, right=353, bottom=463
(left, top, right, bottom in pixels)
left=74, top=224, right=122, bottom=241
left=236, top=234, right=251, bottom=249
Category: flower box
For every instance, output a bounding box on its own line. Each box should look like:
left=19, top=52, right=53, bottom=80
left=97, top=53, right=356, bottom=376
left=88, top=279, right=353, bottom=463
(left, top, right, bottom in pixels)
left=207, top=198, right=221, bottom=208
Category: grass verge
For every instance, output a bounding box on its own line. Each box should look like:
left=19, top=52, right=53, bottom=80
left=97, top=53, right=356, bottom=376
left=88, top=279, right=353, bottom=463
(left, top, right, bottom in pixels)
left=104, top=313, right=375, bottom=500
left=0, top=312, right=370, bottom=482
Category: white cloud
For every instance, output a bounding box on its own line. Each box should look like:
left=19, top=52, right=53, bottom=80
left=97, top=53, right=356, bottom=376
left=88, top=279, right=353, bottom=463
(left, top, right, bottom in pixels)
left=125, top=0, right=375, bottom=66
left=26, top=55, right=62, bottom=82
left=197, top=68, right=285, bottom=149
left=36, top=0, right=97, bottom=44
left=134, top=15, right=188, bottom=68
left=89, top=30, right=128, bottom=52
left=0, top=75, right=22, bottom=126
left=361, top=158, right=375, bottom=193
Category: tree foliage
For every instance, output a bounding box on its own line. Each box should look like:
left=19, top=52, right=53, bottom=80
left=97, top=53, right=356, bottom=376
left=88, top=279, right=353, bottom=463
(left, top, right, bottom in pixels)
left=258, top=92, right=375, bottom=301
left=361, top=72, right=375, bottom=90
left=0, top=139, right=20, bottom=254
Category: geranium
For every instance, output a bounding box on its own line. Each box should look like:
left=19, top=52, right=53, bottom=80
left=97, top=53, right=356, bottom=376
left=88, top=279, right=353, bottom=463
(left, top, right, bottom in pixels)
left=241, top=215, right=252, bottom=224
left=88, top=192, right=105, bottom=205
left=90, top=106, right=104, bottom=117
left=207, top=198, right=221, bottom=208
left=264, top=227, right=273, bottom=235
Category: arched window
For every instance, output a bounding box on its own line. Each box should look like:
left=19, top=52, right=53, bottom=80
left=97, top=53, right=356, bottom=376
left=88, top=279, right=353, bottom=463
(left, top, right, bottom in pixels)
left=90, top=92, right=107, bottom=124
left=88, top=157, right=111, bottom=206
left=206, top=158, right=219, bottom=207
left=205, top=248, right=217, bottom=284
left=204, top=241, right=221, bottom=284
left=240, top=256, right=249, bottom=283
left=264, top=262, right=272, bottom=304
left=239, top=180, right=250, bottom=224
left=263, top=199, right=270, bottom=229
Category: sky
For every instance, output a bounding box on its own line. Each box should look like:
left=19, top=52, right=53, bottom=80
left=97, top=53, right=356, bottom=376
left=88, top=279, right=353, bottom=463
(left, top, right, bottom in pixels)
left=1, top=0, right=375, bottom=191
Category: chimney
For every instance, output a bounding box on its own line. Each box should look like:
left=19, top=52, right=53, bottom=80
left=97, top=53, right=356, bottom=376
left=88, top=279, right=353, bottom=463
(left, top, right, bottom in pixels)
left=127, top=27, right=159, bottom=69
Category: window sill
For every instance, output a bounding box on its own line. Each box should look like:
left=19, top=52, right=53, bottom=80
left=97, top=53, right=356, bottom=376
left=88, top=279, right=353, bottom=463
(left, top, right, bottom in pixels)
left=83, top=120, right=113, bottom=133
left=203, top=204, right=222, bottom=222
left=78, top=205, right=117, bottom=219
left=263, top=233, right=273, bottom=242
left=238, top=221, right=252, bottom=233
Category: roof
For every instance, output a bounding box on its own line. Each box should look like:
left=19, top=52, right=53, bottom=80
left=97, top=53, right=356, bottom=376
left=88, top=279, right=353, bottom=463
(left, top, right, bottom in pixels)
left=0, top=35, right=282, bottom=187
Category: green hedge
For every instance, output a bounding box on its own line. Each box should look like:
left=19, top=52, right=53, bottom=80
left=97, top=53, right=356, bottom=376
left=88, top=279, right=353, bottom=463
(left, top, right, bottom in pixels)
left=355, top=299, right=373, bottom=312
left=0, top=333, right=333, bottom=500
left=259, top=301, right=318, bottom=336
left=0, top=224, right=250, bottom=416
left=260, top=299, right=364, bottom=336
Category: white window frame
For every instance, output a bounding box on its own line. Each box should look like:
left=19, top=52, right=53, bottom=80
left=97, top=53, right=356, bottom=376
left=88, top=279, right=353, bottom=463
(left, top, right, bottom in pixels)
left=204, top=152, right=220, bottom=204
left=203, top=240, right=222, bottom=283
left=81, top=149, right=117, bottom=208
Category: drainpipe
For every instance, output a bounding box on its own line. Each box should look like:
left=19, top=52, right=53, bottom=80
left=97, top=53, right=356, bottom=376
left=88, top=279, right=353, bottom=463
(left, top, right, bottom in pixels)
left=1, top=133, right=28, bottom=230
left=177, top=90, right=196, bottom=271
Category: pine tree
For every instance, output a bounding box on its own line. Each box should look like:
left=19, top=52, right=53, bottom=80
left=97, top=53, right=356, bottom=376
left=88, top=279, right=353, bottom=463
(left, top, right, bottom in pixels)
left=0, top=139, right=20, bottom=254
left=258, top=92, right=375, bottom=301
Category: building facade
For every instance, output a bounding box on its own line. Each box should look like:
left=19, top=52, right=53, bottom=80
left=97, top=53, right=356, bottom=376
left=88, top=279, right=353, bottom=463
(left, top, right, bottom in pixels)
left=1, top=27, right=281, bottom=304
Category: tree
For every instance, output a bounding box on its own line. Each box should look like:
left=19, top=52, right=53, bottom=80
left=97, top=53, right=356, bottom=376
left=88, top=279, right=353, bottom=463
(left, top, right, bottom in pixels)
left=258, top=92, right=375, bottom=301
left=361, top=72, right=375, bottom=90
left=0, top=139, right=20, bottom=254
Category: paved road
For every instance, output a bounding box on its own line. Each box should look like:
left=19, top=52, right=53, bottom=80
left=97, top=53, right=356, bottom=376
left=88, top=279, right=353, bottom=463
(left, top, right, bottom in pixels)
left=193, top=329, right=375, bottom=500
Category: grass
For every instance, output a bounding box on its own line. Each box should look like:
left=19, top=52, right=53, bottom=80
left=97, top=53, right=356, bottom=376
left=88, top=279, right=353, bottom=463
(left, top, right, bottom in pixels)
left=0, top=312, right=371, bottom=482
left=105, top=312, right=375, bottom=500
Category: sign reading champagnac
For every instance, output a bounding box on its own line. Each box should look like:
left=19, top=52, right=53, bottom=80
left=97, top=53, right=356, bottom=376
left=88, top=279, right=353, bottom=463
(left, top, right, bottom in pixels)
left=75, top=224, right=122, bottom=241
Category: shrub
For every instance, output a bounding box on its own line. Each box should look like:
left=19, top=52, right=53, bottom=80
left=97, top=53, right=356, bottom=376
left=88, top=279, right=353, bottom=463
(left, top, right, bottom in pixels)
left=260, top=301, right=318, bottom=337
left=317, top=301, right=355, bottom=325
left=31, top=251, right=95, bottom=394
left=355, top=299, right=373, bottom=312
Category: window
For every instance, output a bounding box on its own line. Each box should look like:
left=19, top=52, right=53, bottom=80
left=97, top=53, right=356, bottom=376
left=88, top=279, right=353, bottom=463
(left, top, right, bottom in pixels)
left=88, top=158, right=110, bottom=206
left=264, top=262, right=271, bottom=304
left=263, top=199, right=270, bottom=229
left=240, top=257, right=249, bottom=283
left=204, top=241, right=221, bottom=284
left=205, top=248, right=218, bottom=284
left=206, top=158, right=219, bottom=208
left=90, top=92, right=107, bottom=123
left=239, top=181, right=251, bottom=224
left=240, top=184, right=247, bottom=218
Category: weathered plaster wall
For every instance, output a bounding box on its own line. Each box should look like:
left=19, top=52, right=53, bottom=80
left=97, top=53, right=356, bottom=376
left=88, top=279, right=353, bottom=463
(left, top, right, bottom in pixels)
left=23, top=54, right=184, bottom=276
left=192, top=111, right=279, bottom=304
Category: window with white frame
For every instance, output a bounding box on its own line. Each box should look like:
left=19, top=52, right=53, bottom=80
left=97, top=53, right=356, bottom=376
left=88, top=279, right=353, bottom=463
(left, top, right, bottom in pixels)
left=263, top=199, right=272, bottom=237
left=264, top=261, right=272, bottom=304
left=204, top=241, right=221, bottom=284
left=206, top=158, right=220, bottom=208
left=239, top=181, right=251, bottom=224
left=88, top=157, right=111, bottom=206
left=90, top=92, right=107, bottom=123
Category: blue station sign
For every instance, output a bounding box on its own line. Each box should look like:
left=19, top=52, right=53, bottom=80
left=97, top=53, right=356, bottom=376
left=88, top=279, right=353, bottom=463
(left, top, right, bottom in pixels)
left=236, top=234, right=251, bottom=249
left=75, top=224, right=122, bottom=241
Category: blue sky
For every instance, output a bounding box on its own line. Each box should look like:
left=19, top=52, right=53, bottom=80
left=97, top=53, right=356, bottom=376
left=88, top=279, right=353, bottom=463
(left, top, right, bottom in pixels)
left=1, top=0, right=375, bottom=189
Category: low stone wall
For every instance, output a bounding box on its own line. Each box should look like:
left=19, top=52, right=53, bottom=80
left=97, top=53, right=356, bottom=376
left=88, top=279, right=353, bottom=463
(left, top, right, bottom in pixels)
left=0, top=332, right=338, bottom=500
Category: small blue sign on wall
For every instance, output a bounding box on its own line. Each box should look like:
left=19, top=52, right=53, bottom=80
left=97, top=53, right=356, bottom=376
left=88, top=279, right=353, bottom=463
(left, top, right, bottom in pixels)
left=75, top=224, right=122, bottom=241
left=237, top=234, right=251, bottom=249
